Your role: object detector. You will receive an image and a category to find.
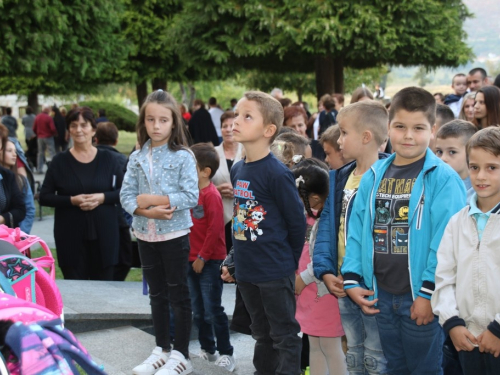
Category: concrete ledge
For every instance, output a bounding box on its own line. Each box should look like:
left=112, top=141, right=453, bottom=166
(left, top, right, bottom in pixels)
left=57, top=280, right=237, bottom=334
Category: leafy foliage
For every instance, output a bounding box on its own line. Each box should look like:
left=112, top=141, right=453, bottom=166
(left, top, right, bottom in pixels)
left=0, top=0, right=128, bottom=95
left=171, top=0, right=473, bottom=96
left=77, top=101, right=138, bottom=132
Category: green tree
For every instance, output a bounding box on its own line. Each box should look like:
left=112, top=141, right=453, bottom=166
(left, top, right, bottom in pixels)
left=0, top=0, right=128, bottom=110
left=171, top=0, right=473, bottom=98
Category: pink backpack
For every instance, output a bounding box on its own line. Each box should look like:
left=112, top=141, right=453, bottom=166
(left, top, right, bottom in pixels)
left=0, top=226, right=63, bottom=317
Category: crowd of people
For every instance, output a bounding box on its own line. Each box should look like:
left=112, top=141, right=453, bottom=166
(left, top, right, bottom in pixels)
left=0, top=66, right=499, bottom=375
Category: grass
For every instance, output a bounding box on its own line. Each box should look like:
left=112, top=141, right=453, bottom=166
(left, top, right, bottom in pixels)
left=30, top=247, right=143, bottom=282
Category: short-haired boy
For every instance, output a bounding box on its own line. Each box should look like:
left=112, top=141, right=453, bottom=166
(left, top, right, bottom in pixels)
left=314, top=100, right=390, bottom=374
left=444, top=73, right=468, bottom=118
left=429, top=104, right=455, bottom=152
left=319, top=125, right=352, bottom=170
left=342, top=87, right=466, bottom=374
left=227, top=91, right=306, bottom=374
left=432, top=127, right=500, bottom=374
left=435, top=119, right=477, bottom=193
left=188, top=143, right=236, bottom=371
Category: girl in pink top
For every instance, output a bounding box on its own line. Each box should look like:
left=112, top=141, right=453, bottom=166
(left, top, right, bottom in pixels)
left=292, top=159, right=347, bottom=375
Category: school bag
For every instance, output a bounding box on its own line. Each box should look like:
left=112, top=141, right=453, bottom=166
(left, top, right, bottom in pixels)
left=0, top=239, right=62, bottom=317
left=0, top=297, right=105, bottom=375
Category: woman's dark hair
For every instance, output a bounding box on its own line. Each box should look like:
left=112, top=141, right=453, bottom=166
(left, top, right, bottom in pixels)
left=220, top=111, right=235, bottom=124
left=291, top=158, right=329, bottom=219
left=66, top=107, right=97, bottom=130
left=95, top=122, right=119, bottom=145
left=474, top=86, right=500, bottom=129
left=25, top=106, right=33, bottom=115
left=193, top=99, right=205, bottom=109
left=137, top=90, right=188, bottom=150
left=0, top=124, right=8, bottom=162
left=284, top=106, right=307, bottom=125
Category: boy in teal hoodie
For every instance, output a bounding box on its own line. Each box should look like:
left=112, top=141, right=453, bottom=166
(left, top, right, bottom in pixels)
left=342, top=87, right=466, bottom=374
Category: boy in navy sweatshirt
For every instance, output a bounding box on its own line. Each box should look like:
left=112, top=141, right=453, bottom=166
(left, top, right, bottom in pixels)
left=226, top=91, right=306, bottom=374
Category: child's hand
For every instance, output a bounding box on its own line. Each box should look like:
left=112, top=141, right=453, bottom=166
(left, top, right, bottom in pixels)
left=410, top=297, right=434, bottom=325
left=295, top=274, right=306, bottom=295
left=345, top=287, right=380, bottom=314
left=449, top=326, right=478, bottom=352
left=478, top=329, right=500, bottom=357
left=322, top=274, right=346, bottom=297
left=221, top=266, right=235, bottom=282
left=217, top=183, right=234, bottom=199
left=137, top=194, right=170, bottom=209
left=147, top=205, right=176, bottom=220
left=192, top=258, right=205, bottom=274
left=136, top=194, right=154, bottom=208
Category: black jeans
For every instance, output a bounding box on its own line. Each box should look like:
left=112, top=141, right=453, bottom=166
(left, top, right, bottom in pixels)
left=238, top=274, right=302, bottom=375
left=458, top=347, right=500, bottom=375
left=138, top=235, right=191, bottom=359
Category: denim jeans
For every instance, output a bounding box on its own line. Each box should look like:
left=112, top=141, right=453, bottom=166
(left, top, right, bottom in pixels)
left=238, top=274, right=302, bottom=375
left=138, top=235, right=192, bottom=359
left=375, top=288, right=444, bottom=375
left=187, top=259, right=233, bottom=356
left=37, top=137, right=56, bottom=172
left=338, top=295, right=387, bottom=374
left=458, top=347, right=500, bottom=375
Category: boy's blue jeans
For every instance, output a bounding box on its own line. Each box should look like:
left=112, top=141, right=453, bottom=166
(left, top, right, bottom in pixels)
left=375, top=288, right=444, bottom=375
left=187, top=260, right=233, bottom=356
left=338, top=295, right=387, bottom=374
left=238, top=274, right=302, bottom=375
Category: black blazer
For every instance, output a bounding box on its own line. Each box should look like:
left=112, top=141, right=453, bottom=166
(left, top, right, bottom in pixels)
left=0, top=167, right=26, bottom=228
left=39, top=149, right=124, bottom=267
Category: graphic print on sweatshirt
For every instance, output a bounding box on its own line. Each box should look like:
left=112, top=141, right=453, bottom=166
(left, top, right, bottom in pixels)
left=373, top=177, right=413, bottom=255
left=232, top=180, right=267, bottom=241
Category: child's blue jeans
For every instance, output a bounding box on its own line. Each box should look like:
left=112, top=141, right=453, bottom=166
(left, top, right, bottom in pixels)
left=238, top=274, right=302, bottom=375
left=187, top=259, right=233, bottom=356
left=338, top=295, right=387, bottom=374
left=375, top=288, right=444, bottom=375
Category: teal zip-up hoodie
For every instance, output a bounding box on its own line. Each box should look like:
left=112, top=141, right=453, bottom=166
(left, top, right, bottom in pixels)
left=341, top=149, right=466, bottom=301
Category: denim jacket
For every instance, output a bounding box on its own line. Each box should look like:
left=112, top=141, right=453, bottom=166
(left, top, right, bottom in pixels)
left=120, top=140, right=199, bottom=235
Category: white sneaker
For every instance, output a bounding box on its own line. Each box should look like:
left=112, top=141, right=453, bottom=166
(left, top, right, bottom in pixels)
left=156, top=350, right=193, bottom=375
left=132, top=347, right=169, bottom=375
left=215, top=354, right=236, bottom=372
left=199, top=349, right=219, bottom=362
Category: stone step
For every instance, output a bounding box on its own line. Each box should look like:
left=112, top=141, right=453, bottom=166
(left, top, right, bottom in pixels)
left=57, top=280, right=237, bottom=334
left=76, top=326, right=257, bottom=375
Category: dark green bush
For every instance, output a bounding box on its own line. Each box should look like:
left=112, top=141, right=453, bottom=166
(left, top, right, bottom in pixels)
left=72, top=101, right=138, bottom=132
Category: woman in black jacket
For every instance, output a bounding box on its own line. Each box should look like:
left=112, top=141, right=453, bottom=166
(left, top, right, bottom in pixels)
left=39, top=107, right=124, bottom=280
left=0, top=125, right=26, bottom=228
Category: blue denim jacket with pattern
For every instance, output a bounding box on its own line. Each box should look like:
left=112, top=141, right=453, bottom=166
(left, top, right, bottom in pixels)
left=120, top=140, right=199, bottom=235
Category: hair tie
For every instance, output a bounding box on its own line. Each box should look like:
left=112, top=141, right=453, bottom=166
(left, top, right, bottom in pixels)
left=292, top=154, right=304, bottom=164
left=295, top=175, right=305, bottom=188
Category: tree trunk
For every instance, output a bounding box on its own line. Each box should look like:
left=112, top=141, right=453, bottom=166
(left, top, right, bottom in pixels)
left=179, top=82, right=188, bottom=106
left=152, top=78, right=167, bottom=91
left=136, top=81, right=148, bottom=108
left=187, top=82, right=196, bottom=109
left=333, top=56, right=344, bottom=94
left=297, top=87, right=303, bottom=102
left=315, top=54, right=335, bottom=101
left=27, top=92, right=39, bottom=113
